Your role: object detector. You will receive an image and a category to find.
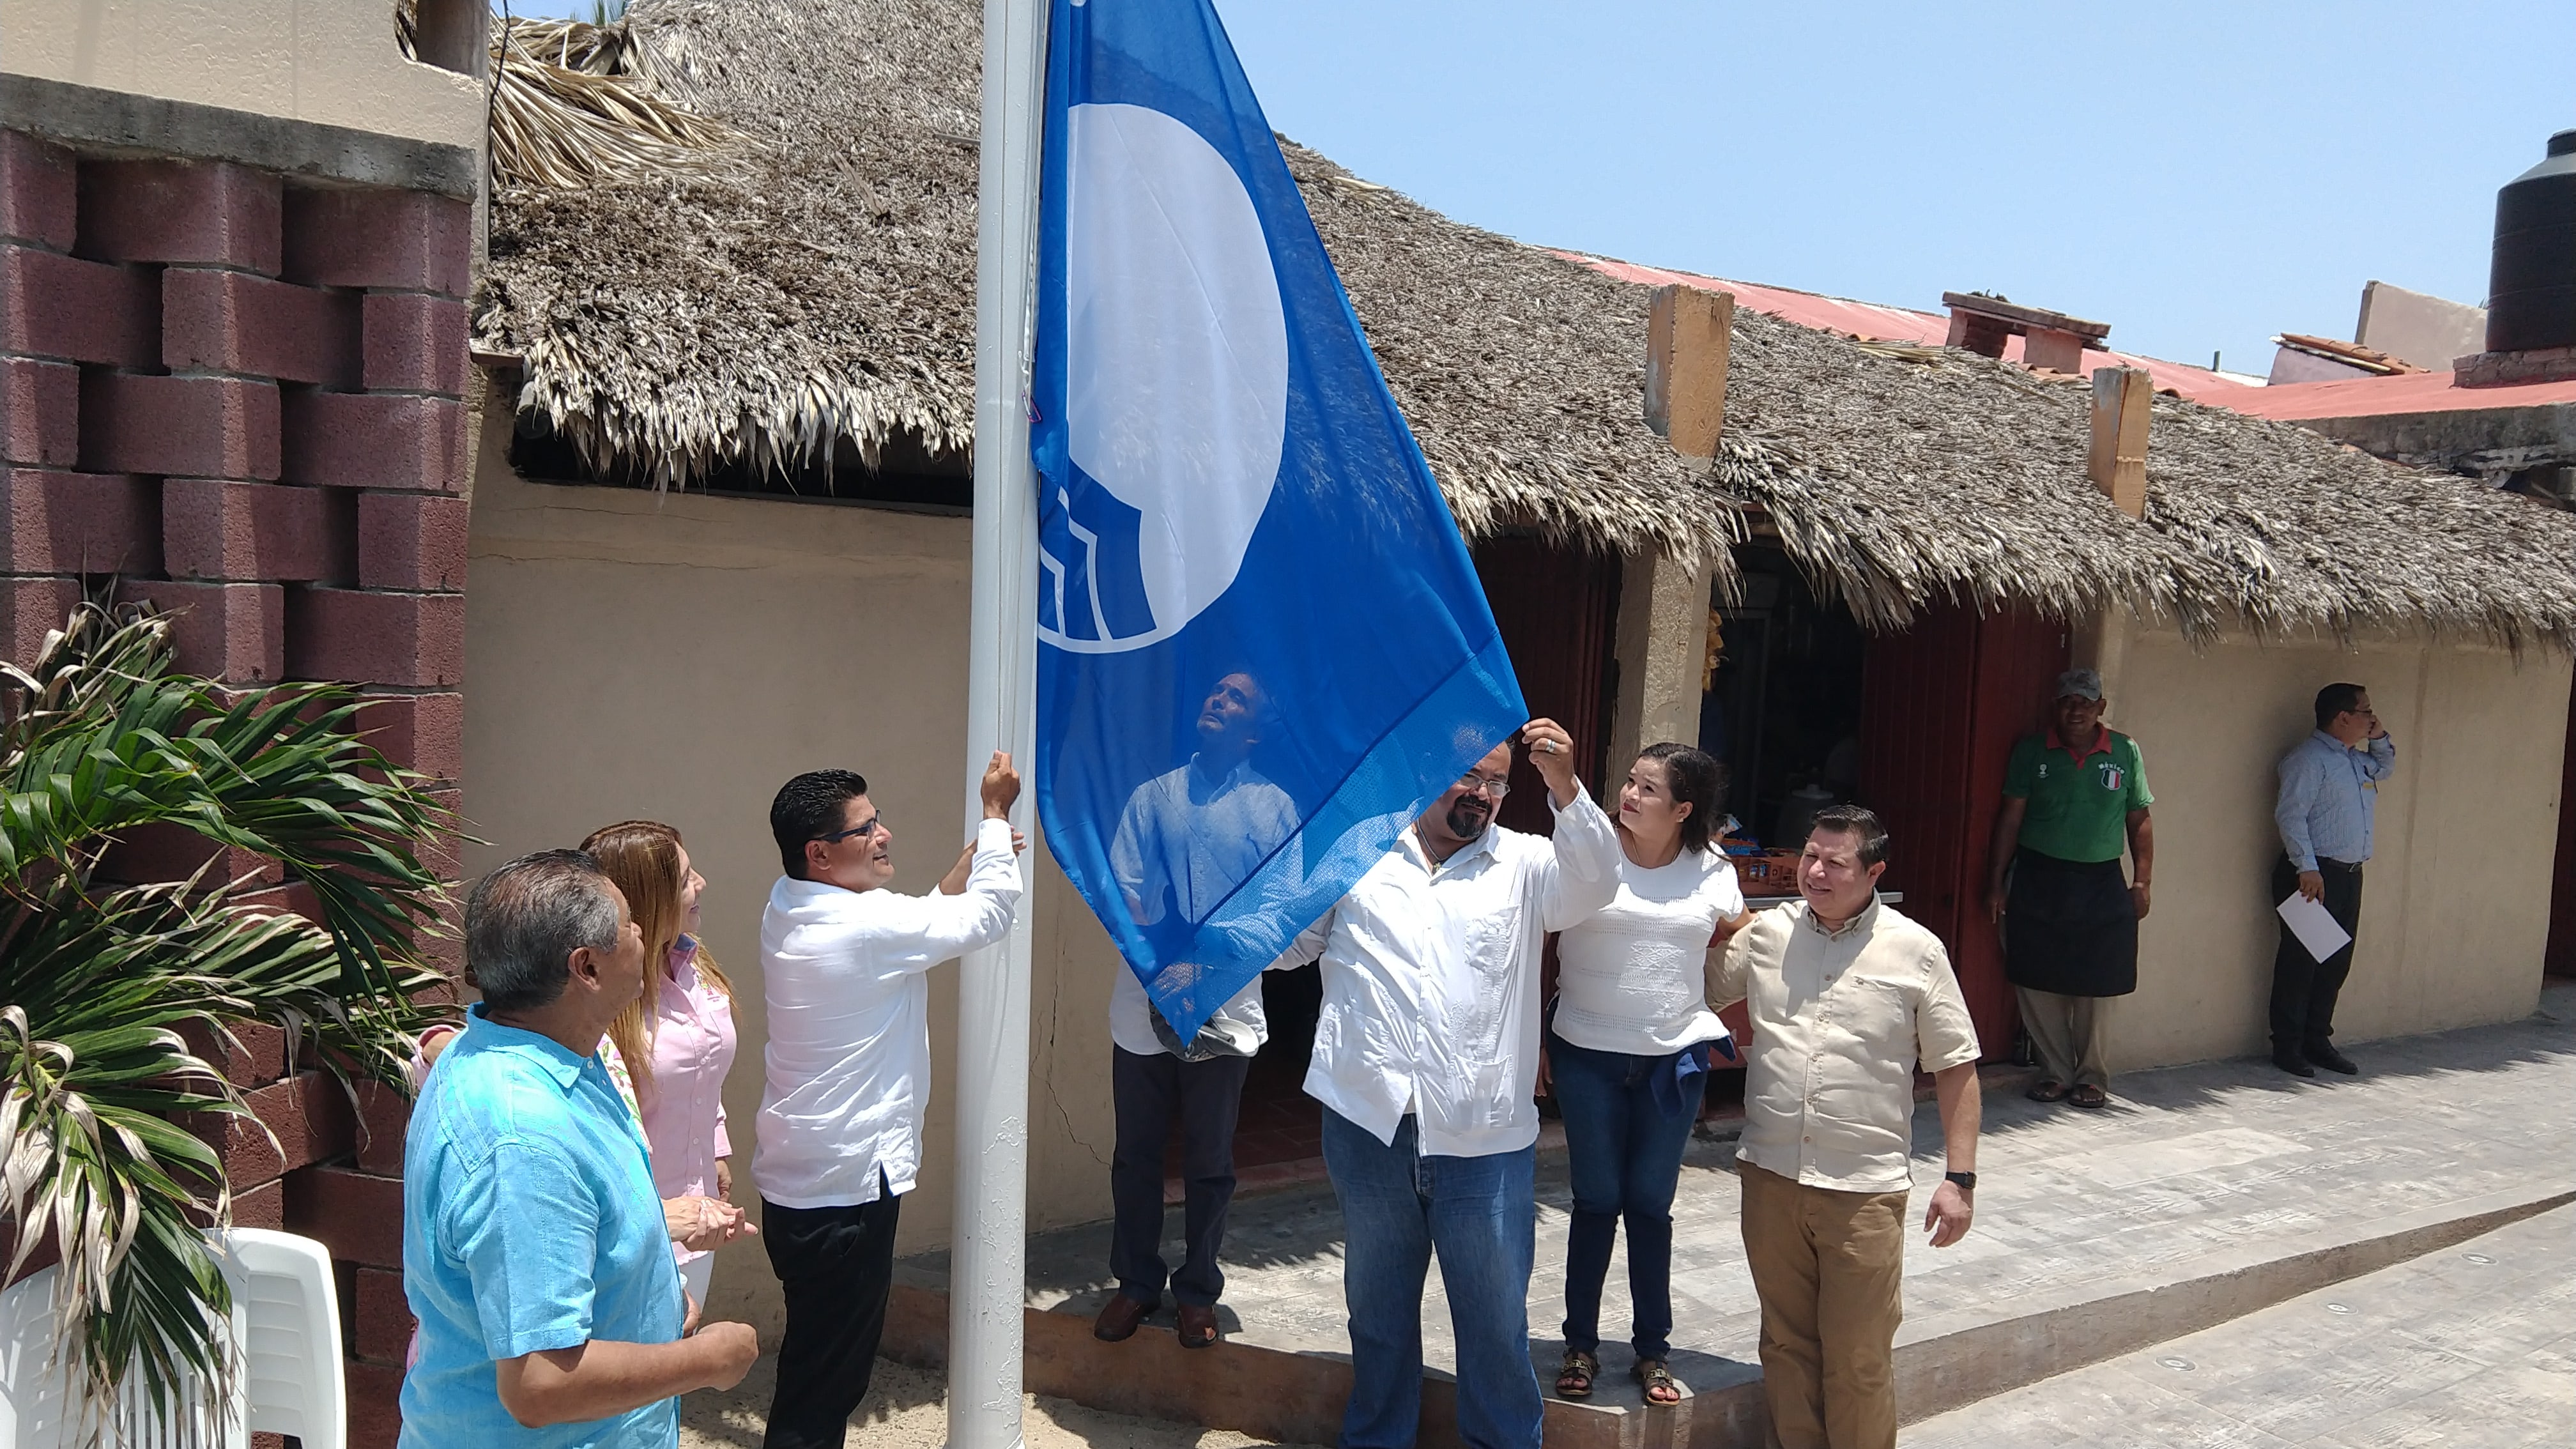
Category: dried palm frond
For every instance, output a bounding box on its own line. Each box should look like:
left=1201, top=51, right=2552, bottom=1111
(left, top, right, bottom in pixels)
left=486, top=48, right=747, bottom=191
left=396, top=3, right=746, bottom=191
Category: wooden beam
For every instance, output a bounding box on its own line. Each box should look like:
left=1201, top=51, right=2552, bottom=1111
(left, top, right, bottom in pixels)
left=1646, top=284, right=1733, bottom=460
left=2087, top=366, right=2152, bottom=518
left=1940, top=291, right=2112, bottom=341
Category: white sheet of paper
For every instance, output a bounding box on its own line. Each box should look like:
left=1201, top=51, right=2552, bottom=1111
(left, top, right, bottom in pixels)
left=2276, top=890, right=2352, bottom=962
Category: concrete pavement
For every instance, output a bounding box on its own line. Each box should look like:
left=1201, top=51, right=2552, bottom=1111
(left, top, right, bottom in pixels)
left=885, top=983, right=2576, bottom=1446
left=1903, top=1200, right=2575, bottom=1448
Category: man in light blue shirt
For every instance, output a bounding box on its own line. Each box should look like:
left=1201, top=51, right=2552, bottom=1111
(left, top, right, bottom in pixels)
left=403, top=850, right=759, bottom=1449
left=2269, top=684, right=2396, bottom=1079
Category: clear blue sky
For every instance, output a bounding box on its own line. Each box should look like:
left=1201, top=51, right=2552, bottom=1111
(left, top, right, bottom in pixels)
left=512, top=1, right=2573, bottom=372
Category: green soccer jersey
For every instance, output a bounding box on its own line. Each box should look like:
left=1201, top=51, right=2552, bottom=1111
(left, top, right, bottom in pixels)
left=2004, top=730, right=2151, bottom=863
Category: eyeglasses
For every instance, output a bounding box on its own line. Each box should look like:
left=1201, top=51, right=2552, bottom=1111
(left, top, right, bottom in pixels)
left=811, top=815, right=885, bottom=846
left=1455, top=774, right=1512, bottom=799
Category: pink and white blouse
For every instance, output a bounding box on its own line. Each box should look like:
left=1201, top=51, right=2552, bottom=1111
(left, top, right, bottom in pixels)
left=640, top=937, right=738, bottom=1261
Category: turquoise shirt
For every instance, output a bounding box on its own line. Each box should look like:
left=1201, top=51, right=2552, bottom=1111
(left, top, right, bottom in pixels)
left=400, top=1005, right=683, bottom=1449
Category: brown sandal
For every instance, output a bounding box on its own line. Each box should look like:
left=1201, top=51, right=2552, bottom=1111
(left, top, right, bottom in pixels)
left=1555, top=1348, right=1598, bottom=1400
left=1633, top=1356, right=1681, bottom=1404
left=2069, top=1084, right=2110, bottom=1109
left=2026, top=1079, right=2068, bottom=1103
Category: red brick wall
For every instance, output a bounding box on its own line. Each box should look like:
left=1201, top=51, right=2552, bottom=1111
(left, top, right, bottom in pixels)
left=3, top=128, right=467, bottom=1449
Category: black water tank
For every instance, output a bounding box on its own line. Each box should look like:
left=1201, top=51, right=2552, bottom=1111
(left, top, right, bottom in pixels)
left=2487, top=128, right=2576, bottom=354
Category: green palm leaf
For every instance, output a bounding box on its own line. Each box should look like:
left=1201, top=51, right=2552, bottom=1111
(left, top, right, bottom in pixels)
left=0, top=602, right=452, bottom=1444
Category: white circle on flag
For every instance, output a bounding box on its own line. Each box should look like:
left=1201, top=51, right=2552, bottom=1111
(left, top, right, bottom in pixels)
left=1050, top=101, right=1289, bottom=654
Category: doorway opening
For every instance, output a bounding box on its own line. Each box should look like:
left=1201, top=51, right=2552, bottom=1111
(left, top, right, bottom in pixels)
left=1702, top=549, right=1869, bottom=859
left=1699, top=544, right=2063, bottom=1070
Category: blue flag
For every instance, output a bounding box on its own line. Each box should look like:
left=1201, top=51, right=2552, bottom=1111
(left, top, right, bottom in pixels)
left=1031, top=0, right=1526, bottom=1041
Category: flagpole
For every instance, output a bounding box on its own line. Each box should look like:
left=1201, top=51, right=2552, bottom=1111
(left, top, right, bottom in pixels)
left=953, top=0, right=1046, bottom=1445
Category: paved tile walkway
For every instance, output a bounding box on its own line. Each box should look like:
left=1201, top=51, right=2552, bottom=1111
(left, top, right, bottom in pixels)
left=926, top=984, right=2576, bottom=1415
left=1903, top=1200, right=2576, bottom=1448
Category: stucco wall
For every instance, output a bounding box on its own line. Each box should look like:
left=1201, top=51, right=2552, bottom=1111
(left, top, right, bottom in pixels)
left=463, top=443, right=1121, bottom=1337
left=1, top=0, right=484, bottom=150
left=2095, top=618, right=2568, bottom=1070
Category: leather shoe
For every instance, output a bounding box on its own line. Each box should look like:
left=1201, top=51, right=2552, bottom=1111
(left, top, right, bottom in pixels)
left=2273, top=1048, right=2317, bottom=1078
left=1092, top=1293, right=1152, bottom=1342
left=1176, top=1301, right=1221, bottom=1349
left=2306, top=1045, right=2359, bottom=1075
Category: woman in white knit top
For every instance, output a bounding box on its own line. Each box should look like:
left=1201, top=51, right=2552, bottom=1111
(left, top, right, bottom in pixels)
left=1544, top=742, right=1744, bottom=1406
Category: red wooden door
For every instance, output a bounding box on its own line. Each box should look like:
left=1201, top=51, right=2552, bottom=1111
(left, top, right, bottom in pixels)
left=1856, top=604, right=2069, bottom=1059
left=1473, top=537, right=1621, bottom=838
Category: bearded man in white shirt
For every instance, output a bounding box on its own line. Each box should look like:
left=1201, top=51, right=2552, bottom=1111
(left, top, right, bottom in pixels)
left=1280, top=717, right=1621, bottom=1449
left=753, top=754, right=1024, bottom=1449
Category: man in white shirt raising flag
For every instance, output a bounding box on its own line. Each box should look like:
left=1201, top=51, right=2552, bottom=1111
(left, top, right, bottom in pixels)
left=1278, top=719, right=1620, bottom=1449
left=752, top=755, right=1025, bottom=1449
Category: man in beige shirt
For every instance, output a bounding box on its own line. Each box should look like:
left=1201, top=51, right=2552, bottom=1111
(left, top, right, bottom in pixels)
left=1707, top=804, right=1983, bottom=1449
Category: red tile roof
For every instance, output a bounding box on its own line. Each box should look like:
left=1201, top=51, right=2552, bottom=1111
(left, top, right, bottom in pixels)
left=2218, top=367, right=2576, bottom=420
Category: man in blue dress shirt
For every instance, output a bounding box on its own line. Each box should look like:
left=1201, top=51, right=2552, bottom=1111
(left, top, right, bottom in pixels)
left=2270, top=684, right=2397, bottom=1079
left=402, top=850, right=760, bottom=1449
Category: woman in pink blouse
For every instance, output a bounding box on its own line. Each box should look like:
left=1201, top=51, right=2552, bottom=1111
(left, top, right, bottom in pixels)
left=585, top=819, right=744, bottom=1308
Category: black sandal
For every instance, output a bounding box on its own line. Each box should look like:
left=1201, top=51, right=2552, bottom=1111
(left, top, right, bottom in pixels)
left=1633, top=1356, right=1682, bottom=1405
left=1555, top=1348, right=1598, bottom=1400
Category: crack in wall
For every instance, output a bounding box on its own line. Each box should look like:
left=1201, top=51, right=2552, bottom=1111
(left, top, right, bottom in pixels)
left=1041, top=937, right=1114, bottom=1172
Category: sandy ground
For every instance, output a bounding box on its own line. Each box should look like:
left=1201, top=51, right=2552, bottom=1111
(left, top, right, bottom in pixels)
left=678, top=1355, right=1323, bottom=1449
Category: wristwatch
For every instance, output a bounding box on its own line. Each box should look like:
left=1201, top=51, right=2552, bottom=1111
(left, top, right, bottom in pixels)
left=1943, top=1170, right=1977, bottom=1192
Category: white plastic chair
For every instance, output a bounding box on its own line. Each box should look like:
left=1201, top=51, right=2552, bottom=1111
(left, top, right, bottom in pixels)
left=0, top=1227, right=346, bottom=1449
left=0, top=1261, right=79, bottom=1449
left=222, top=1229, right=346, bottom=1449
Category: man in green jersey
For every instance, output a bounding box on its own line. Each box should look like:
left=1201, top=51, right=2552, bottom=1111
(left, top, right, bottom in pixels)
left=1984, top=668, right=2154, bottom=1109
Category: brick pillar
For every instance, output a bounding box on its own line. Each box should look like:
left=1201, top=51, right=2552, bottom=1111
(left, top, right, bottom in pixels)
left=2, top=130, right=473, bottom=1449
left=1, top=132, right=155, bottom=660
left=277, top=181, right=472, bottom=1449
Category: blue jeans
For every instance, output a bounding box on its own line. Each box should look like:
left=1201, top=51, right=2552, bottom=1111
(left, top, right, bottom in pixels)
left=1547, top=1031, right=1698, bottom=1361
left=1321, top=1108, right=1542, bottom=1449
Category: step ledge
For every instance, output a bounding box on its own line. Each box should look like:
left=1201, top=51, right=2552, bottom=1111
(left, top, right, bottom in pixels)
left=880, top=1183, right=2576, bottom=1449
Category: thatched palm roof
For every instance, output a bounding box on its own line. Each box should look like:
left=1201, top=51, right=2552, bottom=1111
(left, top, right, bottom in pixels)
left=1712, top=316, right=2576, bottom=644
left=477, top=0, right=1736, bottom=573
left=475, top=0, right=2576, bottom=648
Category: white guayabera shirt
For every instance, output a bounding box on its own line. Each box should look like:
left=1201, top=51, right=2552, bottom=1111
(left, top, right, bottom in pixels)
left=752, top=818, right=1020, bottom=1209
left=1282, top=792, right=1622, bottom=1158
left=1106, top=753, right=1300, bottom=1058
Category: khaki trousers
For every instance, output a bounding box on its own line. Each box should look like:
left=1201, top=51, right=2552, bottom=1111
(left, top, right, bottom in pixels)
left=2016, top=986, right=2110, bottom=1090
left=1737, top=1162, right=1906, bottom=1449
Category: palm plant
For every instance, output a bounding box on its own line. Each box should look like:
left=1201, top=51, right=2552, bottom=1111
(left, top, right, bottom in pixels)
left=0, top=602, right=452, bottom=1444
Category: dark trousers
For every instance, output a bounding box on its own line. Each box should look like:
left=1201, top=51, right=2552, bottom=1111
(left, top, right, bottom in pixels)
left=2271, top=855, right=2363, bottom=1055
left=1547, top=1031, right=1697, bottom=1361
left=1110, top=1044, right=1252, bottom=1307
left=760, top=1184, right=903, bottom=1449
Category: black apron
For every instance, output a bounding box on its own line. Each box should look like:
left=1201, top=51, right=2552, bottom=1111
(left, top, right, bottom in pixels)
left=2003, top=848, right=2138, bottom=997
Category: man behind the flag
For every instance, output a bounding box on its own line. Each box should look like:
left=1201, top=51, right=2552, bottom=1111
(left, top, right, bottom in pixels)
left=1032, top=0, right=1528, bottom=1027
left=1029, top=0, right=1623, bottom=1440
